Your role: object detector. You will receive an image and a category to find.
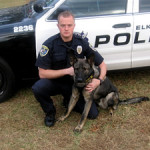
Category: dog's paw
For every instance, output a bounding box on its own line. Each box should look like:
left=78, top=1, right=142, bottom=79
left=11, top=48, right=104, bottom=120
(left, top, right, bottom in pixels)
left=57, top=116, right=66, bottom=122
left=109, top=108, right=113, bottom=116
left=113, top=105, right=117, bottom=110
left=109, top=111, right=113, bottom=116
left=74, top=125, right=83, bottom=133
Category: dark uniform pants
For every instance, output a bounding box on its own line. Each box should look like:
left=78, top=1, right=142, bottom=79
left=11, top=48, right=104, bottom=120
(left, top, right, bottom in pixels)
left=32, top=78, right=99, bottom=119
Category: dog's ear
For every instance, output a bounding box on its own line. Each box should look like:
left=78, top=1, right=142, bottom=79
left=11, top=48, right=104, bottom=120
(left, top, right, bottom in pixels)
left=67, top=49, right=77, bottom=66
left=87, top=53, right=95, bottom=66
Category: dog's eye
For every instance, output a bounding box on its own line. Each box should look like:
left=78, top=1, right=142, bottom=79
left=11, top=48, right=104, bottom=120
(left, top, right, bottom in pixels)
left=83, top=67, right=87, bottom=71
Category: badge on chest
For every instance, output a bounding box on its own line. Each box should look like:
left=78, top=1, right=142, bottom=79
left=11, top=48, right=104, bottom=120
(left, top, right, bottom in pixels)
left=77, top=45, right=82, bottom=54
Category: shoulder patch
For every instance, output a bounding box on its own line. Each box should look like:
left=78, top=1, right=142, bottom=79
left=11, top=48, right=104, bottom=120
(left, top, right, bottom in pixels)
left=40, top=45, right=49, bottom=57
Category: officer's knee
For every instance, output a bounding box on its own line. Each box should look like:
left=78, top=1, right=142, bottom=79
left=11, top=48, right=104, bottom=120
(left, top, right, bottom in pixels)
left=32, top=79, right=46, bottom=96
left=32, top=81, right=47, bottom=104
left=32, top=83, right=39, bottom=95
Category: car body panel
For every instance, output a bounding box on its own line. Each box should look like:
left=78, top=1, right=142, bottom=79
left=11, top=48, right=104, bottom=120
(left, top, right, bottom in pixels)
left=35, top=0, right=150, bottom=70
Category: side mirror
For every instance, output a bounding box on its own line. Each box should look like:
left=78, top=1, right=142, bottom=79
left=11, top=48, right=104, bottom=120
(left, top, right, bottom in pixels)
left=33, top=0, right=46, bottom=13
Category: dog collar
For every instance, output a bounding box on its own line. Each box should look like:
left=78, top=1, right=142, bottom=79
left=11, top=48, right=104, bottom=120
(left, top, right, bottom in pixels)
left=85, top=70, right=94, bottom=83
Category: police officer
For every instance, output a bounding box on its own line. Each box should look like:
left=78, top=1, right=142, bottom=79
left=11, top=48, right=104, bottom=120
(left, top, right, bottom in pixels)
left=32, top=11, right=107, bottom=127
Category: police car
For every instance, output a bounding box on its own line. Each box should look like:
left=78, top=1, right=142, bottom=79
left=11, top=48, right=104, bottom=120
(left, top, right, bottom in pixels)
left=0, top=0, right=150, bottom=102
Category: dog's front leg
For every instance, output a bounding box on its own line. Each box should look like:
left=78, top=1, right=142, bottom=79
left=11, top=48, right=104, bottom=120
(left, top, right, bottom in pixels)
left=74, top=91, right=93, bottom=133
left=58, top=87, right=79, bottom=122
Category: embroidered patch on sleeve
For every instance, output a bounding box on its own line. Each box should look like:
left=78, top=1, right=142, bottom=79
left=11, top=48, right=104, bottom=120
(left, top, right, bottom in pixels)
left=40, top=45, right=49, bottom=57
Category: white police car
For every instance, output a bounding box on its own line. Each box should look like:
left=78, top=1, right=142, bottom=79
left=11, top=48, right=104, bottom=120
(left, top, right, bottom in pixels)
left=0, top=0, right=150, bottom=102
left=35, top=0, right=150, bottom=70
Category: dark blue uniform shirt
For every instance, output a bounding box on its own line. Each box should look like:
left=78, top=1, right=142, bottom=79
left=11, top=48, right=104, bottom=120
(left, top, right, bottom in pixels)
left=36, top=33, right=104, bottom=71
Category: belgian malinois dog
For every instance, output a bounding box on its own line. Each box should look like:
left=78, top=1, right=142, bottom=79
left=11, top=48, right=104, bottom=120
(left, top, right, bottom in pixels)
left=58, top=52, right=149, bottom=133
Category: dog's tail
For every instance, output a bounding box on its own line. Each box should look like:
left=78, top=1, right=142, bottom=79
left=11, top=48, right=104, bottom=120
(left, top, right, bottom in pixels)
left=119, top=97, right=149, bottom=105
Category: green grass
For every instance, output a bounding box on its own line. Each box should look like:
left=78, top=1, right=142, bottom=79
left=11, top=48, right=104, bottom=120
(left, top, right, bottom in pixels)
left=0, top=0, right=31, bottom=9
left=0, top=70, right=150, bottom=150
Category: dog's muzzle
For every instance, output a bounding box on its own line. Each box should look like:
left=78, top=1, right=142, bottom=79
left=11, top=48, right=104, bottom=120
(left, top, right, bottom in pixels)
left=74, top=70, right=94, bottom=88
left=75, top=77, right=86, bottom=87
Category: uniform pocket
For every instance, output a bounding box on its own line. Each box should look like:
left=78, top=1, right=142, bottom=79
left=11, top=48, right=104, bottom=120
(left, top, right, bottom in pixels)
left=52, top=53, right=67, bottom=69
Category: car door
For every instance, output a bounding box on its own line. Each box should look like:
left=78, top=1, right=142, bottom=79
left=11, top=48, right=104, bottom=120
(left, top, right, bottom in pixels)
left=36, top=0, right=134, bottom=70
left=132, top=0, right=150, bottom=68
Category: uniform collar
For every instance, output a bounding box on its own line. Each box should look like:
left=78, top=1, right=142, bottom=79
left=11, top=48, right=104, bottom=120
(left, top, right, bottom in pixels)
left=57, top=33, right=78, bottom=47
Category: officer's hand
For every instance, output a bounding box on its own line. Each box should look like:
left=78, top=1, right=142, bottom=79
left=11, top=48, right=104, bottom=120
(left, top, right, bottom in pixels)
left=85, top=78, right=100, bottom=92
left=66, top=67, right=74, bottom=76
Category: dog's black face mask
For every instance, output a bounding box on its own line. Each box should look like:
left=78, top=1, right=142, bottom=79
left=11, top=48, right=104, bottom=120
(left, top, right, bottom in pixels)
left=73, top=58, right=94, bottom=88
left=68, top=49, right=95, bottom=88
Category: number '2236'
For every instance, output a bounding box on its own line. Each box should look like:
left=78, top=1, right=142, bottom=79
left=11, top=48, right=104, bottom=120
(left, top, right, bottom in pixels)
left=14, top=25, right=34, bottom=33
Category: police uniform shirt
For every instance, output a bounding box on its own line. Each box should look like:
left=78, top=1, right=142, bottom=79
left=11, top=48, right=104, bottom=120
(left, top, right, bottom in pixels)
left=36, top=33, right=104, bottom=71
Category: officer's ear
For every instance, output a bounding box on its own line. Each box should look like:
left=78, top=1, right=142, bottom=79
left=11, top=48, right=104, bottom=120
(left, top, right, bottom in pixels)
left=68, top=49, right=77, bottom=66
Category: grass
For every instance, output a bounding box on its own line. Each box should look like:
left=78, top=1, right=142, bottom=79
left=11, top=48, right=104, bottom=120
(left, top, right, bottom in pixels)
left=0, top=70, right=150, bottom=150
left=0, top=0, right=32, bottom=9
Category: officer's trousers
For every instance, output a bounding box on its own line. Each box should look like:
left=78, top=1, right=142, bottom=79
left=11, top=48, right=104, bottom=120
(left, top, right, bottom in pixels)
left=32, top=78, right=99, bottom=119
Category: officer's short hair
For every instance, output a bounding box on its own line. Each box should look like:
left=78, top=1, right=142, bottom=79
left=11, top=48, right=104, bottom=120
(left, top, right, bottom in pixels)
left=57, top=11, right=75, bottom=23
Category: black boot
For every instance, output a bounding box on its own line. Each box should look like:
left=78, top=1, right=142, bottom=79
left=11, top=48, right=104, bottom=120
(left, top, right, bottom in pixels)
left=44, top=111, right=56, bottom=127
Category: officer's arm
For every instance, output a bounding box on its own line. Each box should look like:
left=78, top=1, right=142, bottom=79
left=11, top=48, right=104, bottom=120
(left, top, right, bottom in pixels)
left=98, top=61, right=107, bottom=81
left=38, top=67, right=74, bottom=79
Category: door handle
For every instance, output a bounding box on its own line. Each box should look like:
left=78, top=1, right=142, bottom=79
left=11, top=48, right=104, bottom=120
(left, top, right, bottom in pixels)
left=112, top=23, right=131, bottom=28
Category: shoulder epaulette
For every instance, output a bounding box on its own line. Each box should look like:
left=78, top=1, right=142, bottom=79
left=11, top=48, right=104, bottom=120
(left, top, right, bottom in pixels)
left=74, top=31, right=89, bottom=42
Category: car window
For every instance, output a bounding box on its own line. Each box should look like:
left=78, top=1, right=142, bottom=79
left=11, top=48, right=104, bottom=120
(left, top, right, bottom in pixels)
left=139, top=0, right=150, bottom=13
left=47, top=0, right=127, bottom=20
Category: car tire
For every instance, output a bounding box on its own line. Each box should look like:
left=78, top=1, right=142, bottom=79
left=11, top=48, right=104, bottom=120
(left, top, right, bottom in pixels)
left=0, top=57, right=15, bottom=103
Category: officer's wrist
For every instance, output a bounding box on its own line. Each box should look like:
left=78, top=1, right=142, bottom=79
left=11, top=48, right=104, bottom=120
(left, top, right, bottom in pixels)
left=97, top=78, right=104, bottom=85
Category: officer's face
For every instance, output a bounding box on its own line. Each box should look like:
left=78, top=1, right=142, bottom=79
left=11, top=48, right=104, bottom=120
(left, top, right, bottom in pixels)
left=57, top=16, right=75, bottom=42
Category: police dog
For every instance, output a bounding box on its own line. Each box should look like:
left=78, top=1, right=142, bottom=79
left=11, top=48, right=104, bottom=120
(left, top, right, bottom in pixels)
left=58, top=52, right=149, bottom=133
